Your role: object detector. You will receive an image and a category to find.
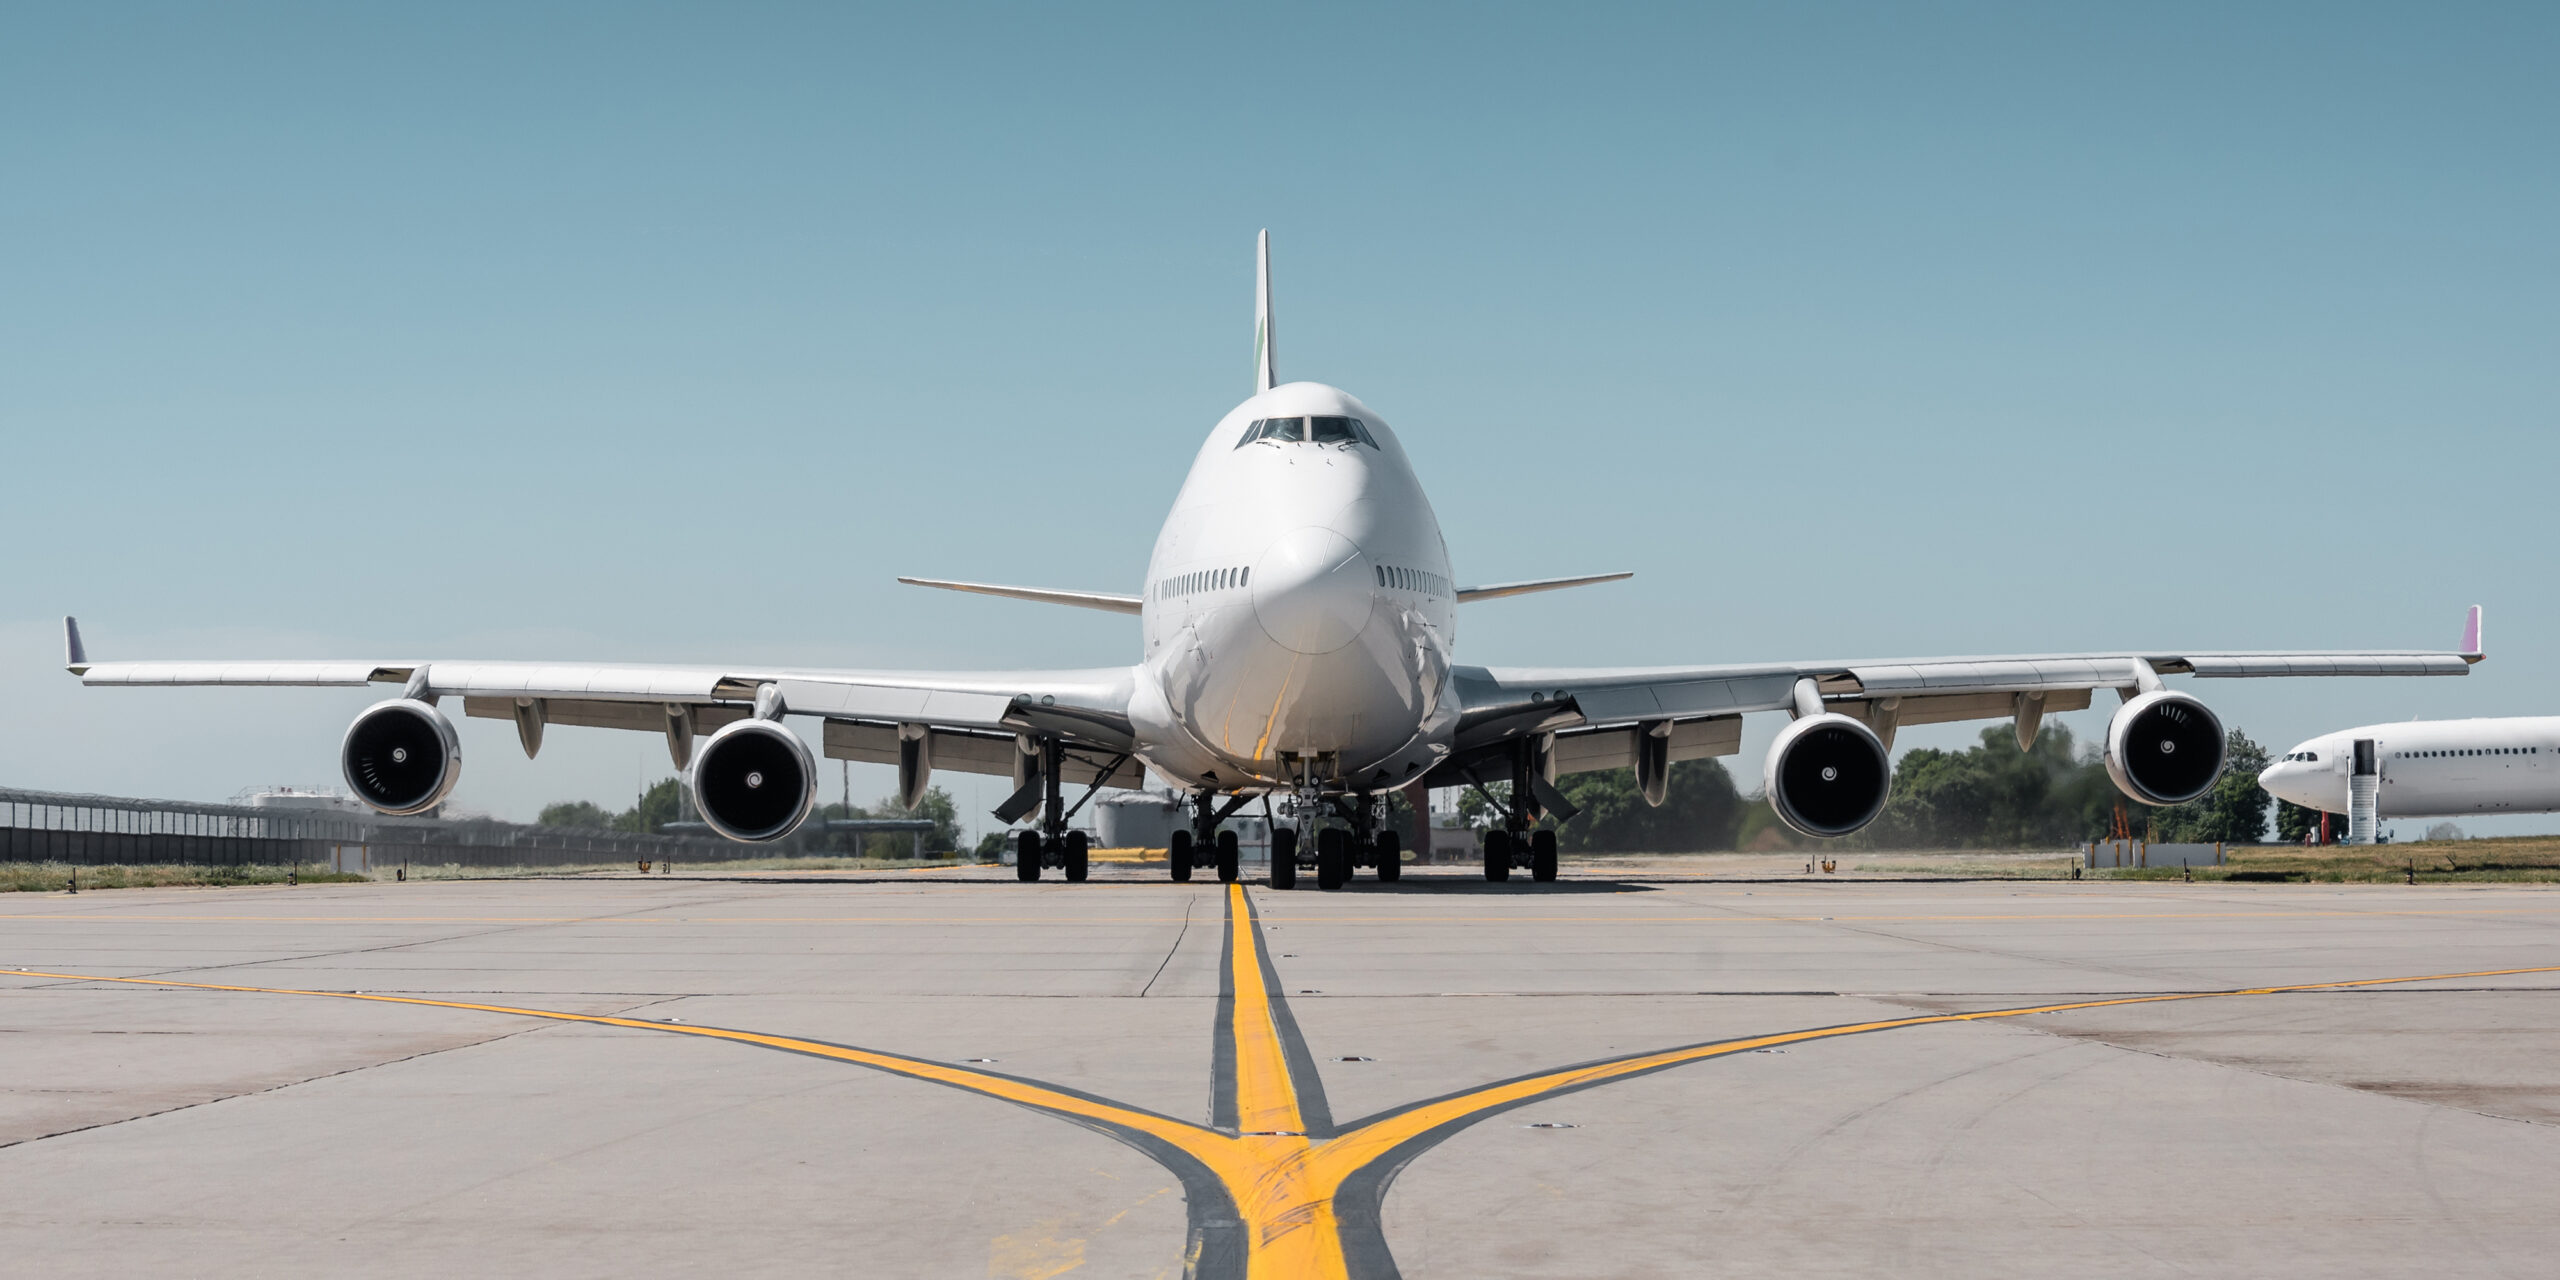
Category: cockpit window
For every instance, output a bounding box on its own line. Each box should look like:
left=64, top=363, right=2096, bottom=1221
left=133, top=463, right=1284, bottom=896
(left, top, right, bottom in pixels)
left=1236, top=415, right=1376, bottom=449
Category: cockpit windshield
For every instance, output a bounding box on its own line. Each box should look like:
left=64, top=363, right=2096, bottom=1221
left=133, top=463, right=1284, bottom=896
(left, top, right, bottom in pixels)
left=1237, top=415, right=1377, bottom=449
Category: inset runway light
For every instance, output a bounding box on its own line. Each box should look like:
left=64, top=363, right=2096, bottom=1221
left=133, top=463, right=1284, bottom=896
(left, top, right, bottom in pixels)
left=1524, top=1122, right=1577, bottom=1129
left=1332, top=1056, right=1373, bottom=1062
left=963, top=1057, right=999, bottom=1063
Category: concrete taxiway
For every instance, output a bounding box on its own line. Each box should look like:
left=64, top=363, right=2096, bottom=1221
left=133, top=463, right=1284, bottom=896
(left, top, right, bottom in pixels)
left=4, top=867, right=2558, bottom=1277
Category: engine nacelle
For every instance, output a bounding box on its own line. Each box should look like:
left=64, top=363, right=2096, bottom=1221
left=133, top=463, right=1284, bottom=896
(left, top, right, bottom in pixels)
left=686, top=718, right=816, bottom=842
left=1763, top=712, right=1892, bottom=838
left=340, top=698, right=462, bottom=816
left=2104, top=690, right=2226, bottom=806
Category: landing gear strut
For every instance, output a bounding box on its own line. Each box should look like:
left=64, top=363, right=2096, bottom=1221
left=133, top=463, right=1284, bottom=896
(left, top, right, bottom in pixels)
left=1171, top=790, right=1245, bottom=884
left=1014, top=737, right=1090, bottom=883
left=1480, top=740, right=1560, bottom=884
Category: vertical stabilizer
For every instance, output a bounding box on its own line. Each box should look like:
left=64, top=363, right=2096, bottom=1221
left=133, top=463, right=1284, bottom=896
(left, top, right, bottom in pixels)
left=1254, top=229, right=1277, bottom=393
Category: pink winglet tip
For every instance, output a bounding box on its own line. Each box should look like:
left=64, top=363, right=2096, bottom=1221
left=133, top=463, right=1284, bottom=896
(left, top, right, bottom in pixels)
left=2461, top=605, right=2482, bottom=656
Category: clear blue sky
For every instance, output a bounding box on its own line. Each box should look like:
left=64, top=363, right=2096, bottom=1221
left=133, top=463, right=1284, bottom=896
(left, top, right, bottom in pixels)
left=4, top=3, right=2553, bottom=839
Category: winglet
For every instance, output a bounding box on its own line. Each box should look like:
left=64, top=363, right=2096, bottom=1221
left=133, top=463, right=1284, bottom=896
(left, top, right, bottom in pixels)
left=2461, top=604, right=2484, bottom=663
left=63, top=616, right=89, bottom=675
left=1253, top=229, right=1277, bottom=394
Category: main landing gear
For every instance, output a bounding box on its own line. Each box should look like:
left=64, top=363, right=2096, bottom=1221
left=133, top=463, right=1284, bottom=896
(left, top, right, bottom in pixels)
left=1012, top=736, right=1093, bottom=883
left=1479, top=739, right=1559, bottom=883
left=1167, top=790, right=1243, bottom=884
left=1016, top=828, right=1088, bottom=882
left=1479, top=828, right=1556, bottom=883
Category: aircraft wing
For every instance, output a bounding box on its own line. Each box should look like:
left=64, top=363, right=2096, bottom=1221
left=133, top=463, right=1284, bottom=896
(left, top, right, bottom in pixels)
left=64, top=620, right=1141, bottom=786
left=1451, top=607, right=2484, bottom=777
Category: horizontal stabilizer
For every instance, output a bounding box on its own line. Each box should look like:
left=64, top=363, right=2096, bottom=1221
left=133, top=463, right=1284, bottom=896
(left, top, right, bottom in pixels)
left=898, top=577, right=1143, bottom=615
left=1455, top=572, right=1633, bottom=604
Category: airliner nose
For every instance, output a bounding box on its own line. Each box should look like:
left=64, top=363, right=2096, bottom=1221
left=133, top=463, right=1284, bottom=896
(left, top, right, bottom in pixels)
left=2258, top=759, right=2300, bottom=804
left=1253, top=526, right=1374, bottom=655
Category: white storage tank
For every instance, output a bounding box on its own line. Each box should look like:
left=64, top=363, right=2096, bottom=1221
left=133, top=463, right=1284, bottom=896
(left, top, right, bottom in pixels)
left=1095, top=790, right=1183, bottom=849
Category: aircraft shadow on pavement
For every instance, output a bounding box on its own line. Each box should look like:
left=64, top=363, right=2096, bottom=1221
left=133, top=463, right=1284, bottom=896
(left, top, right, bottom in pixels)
left=1313, top=875, right=1658, bottom=895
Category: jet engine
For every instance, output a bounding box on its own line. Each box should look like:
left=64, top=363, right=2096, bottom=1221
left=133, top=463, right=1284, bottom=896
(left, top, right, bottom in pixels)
left=1764, top=712, right=1892, bottom=838
left=2104, top=691, right=2226, bottom=806
left=340, top=698, right=462, bottom=816
left=685, top=718, right=817, bottom=842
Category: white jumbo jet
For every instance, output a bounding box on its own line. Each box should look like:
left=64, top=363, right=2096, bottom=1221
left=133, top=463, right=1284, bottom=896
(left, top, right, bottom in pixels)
left=63, top=234, right=2488, bottom=889
left=2262, top=710, right=2560, bottom=823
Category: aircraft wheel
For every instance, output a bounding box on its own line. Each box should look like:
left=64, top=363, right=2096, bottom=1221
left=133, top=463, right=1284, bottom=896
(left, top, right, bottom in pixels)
left=1317, top=828, right=1349, bottom=891
left=1270, top=828, right=1298, bottom=889
left=1483, top=830, right=1512, bottom=883
left=1216, top=829, right=1240, bottom=882
left=1530, top=829, right=1558, bottom=882
left=1063, top=831, right=1090, bottom=882
left=1016, top=830, right=1043, bottom=882
left=1169, top=830, right=1194, bottom=883
left=1374, top=830, right=1402, bottom=882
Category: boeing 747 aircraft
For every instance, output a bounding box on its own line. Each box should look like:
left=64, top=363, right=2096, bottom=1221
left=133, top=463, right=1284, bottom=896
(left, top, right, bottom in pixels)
left=64, top=234, right=2486, bottom=889
left=2262, top=713, right=2560, bottom=822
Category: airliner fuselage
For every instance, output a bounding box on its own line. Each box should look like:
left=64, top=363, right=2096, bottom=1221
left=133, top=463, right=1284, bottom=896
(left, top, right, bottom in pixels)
left=1130, top=381, right=1458, bottom=791
left=2262, top=718, right=2560, bottom=819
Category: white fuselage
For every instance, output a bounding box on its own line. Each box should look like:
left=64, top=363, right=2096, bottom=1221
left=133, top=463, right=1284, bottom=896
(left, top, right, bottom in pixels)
left=1125, top=382, right=1458, bottom=792
left=2260, top=717, right=2560, bottom=818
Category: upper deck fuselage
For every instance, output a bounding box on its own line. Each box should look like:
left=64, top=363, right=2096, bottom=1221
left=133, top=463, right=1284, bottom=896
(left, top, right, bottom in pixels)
left=1126, top=382, right=1457, bottom=791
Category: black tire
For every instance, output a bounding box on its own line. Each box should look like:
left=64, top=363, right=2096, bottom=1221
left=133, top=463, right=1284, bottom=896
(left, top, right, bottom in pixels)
left=1063, top=831, right=1090, bottom=882
left=1216, top=829, right=1240, bottom=882
left=1169, top=830, right=1194, bottom=883
left=1317, top=828, right=1349, bottom=891
left=1270, top=827, right=1298, bottom=889
left=1374, top=830, right=1402, bottom=882
left=1530, top=828, right=1558, bottom=882
left=1484, top=830, right=1512, bottom=883
left=1016, top=830, right=1043, bottom=882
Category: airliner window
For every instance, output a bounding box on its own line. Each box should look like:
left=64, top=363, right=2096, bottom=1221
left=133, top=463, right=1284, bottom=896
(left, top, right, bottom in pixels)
left=1310, top=415, right=1360, bottom=445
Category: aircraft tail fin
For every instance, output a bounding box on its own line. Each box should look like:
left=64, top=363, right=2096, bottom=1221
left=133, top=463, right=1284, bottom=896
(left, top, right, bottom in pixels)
left=1254, top=229, right=1276, bottom=394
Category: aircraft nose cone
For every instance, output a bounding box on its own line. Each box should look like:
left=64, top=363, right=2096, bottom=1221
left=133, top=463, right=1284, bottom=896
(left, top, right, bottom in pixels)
left=1253, top=526, right=1374, bottom=655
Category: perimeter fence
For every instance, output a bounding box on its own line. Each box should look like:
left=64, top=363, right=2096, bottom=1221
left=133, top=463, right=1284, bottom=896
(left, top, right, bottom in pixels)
left=0, top=786, right=738, bottom=870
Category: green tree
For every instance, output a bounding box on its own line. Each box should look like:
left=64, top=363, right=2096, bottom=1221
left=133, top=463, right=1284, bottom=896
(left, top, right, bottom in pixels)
left=538, top=800, right=617, bottom=829
left=1869, top=724, right=2095, bottom=849
left=1552, top=760, right=1744, bottom=852
left=613, top=778, right=686, bottom=834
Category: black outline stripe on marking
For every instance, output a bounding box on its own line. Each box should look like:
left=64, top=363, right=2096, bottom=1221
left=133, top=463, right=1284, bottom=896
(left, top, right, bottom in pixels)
left=1212, top=891, right=1241, bottom=1133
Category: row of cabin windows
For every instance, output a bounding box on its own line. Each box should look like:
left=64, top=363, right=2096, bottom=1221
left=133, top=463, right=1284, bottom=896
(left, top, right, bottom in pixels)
left=1157, top=566, right=1247, bottom=600
left=2287, top=747, right=2544, bottom=763
left=1236, top=416, right=1378, bottom=449
left=1375, top=564, right=1447, bottom=596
